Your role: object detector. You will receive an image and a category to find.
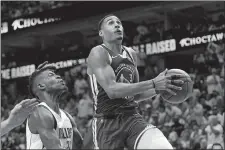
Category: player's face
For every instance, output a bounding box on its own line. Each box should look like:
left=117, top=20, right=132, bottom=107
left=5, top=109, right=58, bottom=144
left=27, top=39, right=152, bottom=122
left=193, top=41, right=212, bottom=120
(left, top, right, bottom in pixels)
left=100, top=16, right=124, bottom=42
left=39, top=70, right=68, bottom=93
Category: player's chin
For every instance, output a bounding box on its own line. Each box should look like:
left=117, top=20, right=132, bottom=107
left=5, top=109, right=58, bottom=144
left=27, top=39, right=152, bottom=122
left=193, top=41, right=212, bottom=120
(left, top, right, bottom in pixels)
left=61, top=85, right=68, bottom=91
left=58, top=84, right=68, bottom=91
left=115, top=36, right=123, bottom=41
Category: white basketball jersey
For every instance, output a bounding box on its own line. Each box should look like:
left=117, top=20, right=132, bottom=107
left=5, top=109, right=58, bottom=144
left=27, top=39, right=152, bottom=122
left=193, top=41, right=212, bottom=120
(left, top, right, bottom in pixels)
left=26, top=102, right=73, bottom=149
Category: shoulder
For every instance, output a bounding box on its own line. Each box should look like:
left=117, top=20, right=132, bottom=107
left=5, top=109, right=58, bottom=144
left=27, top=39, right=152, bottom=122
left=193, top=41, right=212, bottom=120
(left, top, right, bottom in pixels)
left=88, top=45, right=108, bottom=62
left=124, top=46, right=138, bottom=63
left=87, top=45, right=110, bottom=70
left=124, top=46, right=137, bottom=56
left=28, top=105, right=55, bottom=132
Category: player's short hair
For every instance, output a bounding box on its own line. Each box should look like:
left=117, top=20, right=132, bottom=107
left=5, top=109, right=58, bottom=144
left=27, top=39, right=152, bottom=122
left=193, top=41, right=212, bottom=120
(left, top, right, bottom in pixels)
left=28, top=61, right=56, bottom=97
left=98, top=14, right=119, bottom=31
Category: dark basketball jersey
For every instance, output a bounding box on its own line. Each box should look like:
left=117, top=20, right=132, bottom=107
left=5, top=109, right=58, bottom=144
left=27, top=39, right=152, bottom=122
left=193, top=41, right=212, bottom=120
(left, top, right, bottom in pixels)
left=89, top=44, right=138, bottom=115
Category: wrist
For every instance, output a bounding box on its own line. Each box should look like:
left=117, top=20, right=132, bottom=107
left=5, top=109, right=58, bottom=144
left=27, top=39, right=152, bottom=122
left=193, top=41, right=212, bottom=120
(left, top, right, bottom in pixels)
left=151, top=79, right=159, bottom=94
left=3, top=118, right=15, bottom=131
left=7, top=116, right=17, bottom=129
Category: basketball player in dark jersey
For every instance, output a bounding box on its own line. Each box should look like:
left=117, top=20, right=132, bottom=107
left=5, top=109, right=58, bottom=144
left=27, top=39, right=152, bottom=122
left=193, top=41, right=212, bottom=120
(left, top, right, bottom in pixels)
left=87, top=14, right=185, bottom=149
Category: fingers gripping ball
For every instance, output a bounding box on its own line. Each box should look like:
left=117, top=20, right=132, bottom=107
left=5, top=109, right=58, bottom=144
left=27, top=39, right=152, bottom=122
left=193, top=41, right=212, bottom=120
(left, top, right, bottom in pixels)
left=160, top=69, right=193, bottom=104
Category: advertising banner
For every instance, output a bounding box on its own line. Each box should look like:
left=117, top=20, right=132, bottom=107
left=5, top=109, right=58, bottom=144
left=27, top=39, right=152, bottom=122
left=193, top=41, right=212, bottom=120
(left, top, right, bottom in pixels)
left=131, top=29, right=224, bottom=55
left=1, top=58, right=86, bottom=80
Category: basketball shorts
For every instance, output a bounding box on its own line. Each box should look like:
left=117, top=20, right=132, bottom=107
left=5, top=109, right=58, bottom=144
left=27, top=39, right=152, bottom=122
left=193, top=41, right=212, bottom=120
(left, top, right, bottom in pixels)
left=91, top=109, right=155, bottom=149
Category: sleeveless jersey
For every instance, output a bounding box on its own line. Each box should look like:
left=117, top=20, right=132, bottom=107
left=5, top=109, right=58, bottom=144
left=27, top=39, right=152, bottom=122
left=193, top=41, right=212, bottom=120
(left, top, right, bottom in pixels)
left=26, top=102, right=73, bottom=149
left=89, top=44, right=138, bottom=114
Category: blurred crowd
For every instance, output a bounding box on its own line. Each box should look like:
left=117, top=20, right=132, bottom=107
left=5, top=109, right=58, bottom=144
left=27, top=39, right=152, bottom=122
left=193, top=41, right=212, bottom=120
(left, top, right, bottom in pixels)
left=1, top=8, right=224, bottom=150
left=1, top=40, right=224, bottom=149
left=1, top=1, right=73, bottom=20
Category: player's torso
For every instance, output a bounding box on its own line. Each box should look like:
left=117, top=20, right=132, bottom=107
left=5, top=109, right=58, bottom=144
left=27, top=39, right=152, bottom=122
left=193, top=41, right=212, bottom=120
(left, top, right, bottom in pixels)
left=89, top=44, right=138, bottom=114
left=26, top=102, right=73, bottom=149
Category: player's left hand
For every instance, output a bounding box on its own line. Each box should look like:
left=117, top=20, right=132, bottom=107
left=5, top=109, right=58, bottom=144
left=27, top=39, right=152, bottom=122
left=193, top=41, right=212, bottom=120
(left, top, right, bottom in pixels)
left=8, top=98, right=39, bottom=128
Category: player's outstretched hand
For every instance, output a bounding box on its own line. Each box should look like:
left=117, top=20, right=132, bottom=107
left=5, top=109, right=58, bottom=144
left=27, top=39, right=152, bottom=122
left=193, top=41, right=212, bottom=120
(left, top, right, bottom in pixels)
left=8, top=98, right=39, bottom=128
left=152, top=69, right=185, bottom=95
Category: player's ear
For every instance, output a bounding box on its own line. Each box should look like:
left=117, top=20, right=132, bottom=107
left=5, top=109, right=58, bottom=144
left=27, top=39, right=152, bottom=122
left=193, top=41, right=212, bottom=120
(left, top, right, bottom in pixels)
left=99, top=30, right=103, bottom=37
left=37, top=83, right=46, bottom=91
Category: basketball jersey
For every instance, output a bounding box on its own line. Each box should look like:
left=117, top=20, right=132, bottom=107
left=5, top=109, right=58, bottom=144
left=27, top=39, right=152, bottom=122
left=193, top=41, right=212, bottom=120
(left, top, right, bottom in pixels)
left=89, top=44, right=138, bottom=114
left=26, top=102, right=73, bottom=149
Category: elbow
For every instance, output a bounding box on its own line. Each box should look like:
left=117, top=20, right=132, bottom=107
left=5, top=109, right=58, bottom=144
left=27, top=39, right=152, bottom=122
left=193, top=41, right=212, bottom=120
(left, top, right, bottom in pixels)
left=106, top=90, right=117, bottom=99
left=105, top=85, right=118, bottom=99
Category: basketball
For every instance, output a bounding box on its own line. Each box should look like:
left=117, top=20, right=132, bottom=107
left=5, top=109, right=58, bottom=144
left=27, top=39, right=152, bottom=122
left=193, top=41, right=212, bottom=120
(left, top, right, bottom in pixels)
left=160, top=69, right=193, bottom=104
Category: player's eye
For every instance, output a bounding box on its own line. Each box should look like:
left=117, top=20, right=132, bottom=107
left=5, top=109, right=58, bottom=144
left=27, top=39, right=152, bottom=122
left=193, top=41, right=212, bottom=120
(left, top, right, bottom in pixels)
left=48, top=73, right=54, bottom=76
left=108, top=21, right=114, bottom=25
left=117, top=21, right=121, bottom=25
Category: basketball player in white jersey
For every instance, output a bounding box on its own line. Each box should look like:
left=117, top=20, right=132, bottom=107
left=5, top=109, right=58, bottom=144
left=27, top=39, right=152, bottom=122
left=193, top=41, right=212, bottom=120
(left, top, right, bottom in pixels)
left=86, top=14, right=185, bottom=149
left=26, top=61, right=83, bottom=149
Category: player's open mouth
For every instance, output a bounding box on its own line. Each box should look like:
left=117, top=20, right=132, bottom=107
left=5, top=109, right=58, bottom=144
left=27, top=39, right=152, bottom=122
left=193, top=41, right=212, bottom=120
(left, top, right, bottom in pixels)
left=115, top=30, right=122, bottom=34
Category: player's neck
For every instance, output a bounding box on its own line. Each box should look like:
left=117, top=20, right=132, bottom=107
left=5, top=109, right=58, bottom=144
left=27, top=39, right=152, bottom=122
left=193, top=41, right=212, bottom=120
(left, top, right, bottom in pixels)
left=42, top=93, right=60, bottom=115
left=104, top=41, right=122, bottom=54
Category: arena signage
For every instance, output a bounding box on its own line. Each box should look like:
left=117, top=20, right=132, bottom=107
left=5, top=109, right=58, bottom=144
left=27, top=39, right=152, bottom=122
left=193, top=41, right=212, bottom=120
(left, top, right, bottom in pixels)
left=131, top=29, right=224, bottom=55
left=179, top=32, right=224, bottom=48
left=1, top=64, right=35, bottom=80
left=1, top=59, right=86, bottom=79
left=1, top=17, right=61, bottom=34
left=132, top=39, right=176, bottom=55
left=48, top=59, right=86, bottom=69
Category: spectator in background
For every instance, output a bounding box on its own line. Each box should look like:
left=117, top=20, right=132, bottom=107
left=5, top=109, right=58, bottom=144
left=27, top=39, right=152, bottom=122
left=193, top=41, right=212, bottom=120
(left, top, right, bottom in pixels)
left=206, top=68, right=222, bottom=95
left=200, top=137, right=208, bottom=149
left=148, top=24, right=160, bottom=42
left=171, top=115, right=185, bottom=137
left=189, top=68, right=196, bottom=81
left=157, top=104, right=167, bottom=127
left=210, top=105, right=224, bottom=126
left=194, top=75, right=207, bottom=92
left=185, top=22, right=194, bottom=36
left=73, top=72, right=89, bottom=99
left=168, top=129, right=178, bottom=147
left=207, top=42, right=224, bottom=64
left=204, top=115, right=224, bottom=149
left=193, top=53, right=208, bottom=74
left=188, top=90, right=206, bottom=127
left=64, top=71, right=73, bottom=92
left=178, top=129, right=191, bottom=149
left=148, top=112, right=159, bottom=126
left=190, top=120, right=203, bottom=149
left=77, top=91, right=93, bottom=119
left=179, top=101, right=190, bottom=120
left=205, top=47, right=220, bottom=69
left=165, top=103, right=182, bottom=119
left=144, top=65, right=153, bottom=80
left=133, top=23, right=151, bottom=44
left=64, top=95, right=78, bottom=116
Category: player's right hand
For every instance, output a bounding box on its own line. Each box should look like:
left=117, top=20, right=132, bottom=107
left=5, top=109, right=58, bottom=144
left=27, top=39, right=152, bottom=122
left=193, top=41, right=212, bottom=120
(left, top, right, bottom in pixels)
left=8, top=98, right=39, bottom=128
left=152, top=69, right=185, bottom=95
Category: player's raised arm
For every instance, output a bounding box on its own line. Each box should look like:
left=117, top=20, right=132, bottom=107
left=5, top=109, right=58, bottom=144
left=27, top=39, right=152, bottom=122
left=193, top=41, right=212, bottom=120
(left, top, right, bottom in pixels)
left=1, top=98, right=38, bottom=137
left=88, top=46, right=184, bottom=99
left=28, top=106, right=63, bottom=149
